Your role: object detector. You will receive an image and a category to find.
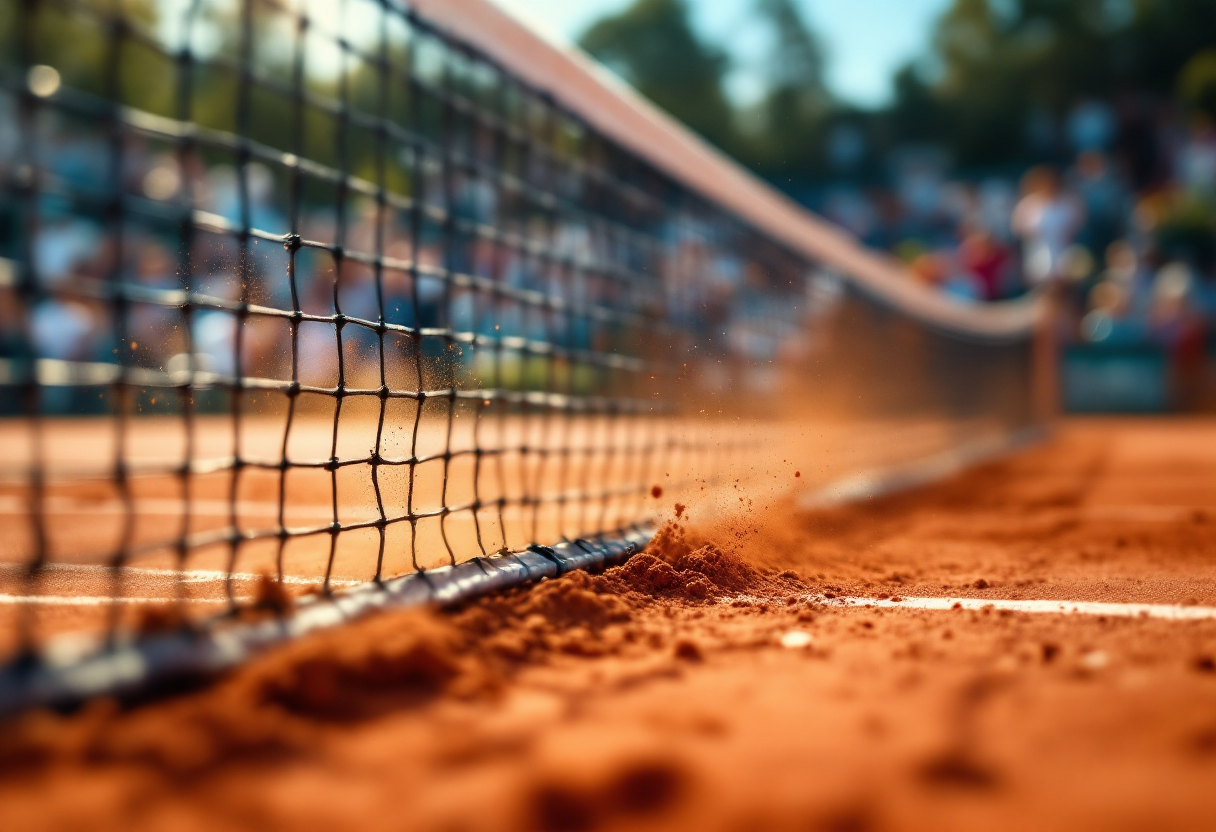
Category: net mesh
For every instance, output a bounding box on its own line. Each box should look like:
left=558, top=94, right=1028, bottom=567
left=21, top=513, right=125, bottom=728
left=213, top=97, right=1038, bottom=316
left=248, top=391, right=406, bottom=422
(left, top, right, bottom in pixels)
left=0, top=0, right=1036, bottom=662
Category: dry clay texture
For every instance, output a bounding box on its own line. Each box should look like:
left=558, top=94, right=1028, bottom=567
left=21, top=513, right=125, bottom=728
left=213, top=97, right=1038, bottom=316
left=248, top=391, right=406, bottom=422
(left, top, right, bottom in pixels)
left=2, top=418, right=1216, bottom=832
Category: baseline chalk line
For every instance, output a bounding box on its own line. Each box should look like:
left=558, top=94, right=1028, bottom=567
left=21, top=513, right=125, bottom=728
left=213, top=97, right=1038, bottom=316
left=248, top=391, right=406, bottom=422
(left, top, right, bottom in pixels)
left=823, top=594, right=1216, bottom=621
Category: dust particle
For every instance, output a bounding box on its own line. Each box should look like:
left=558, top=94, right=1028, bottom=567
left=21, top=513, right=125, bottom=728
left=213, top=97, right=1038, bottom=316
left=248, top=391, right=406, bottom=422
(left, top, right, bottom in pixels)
left=1191, top=726, right=1216, bottom=755
left=607, top=760, right=686, bottom=815
left=651, top=485, right=663, bottom=499
left=532, top=784, right=596, bottom=832
left=918, top=752, right=1000, bottom=789
left=1192, top=655, right=1215, bottom=673
left=134, top=602, right=187, bottom=636
left=1080, top=650, right=1109, bottom=671
left=530, top=759, right=686, bottom=831
left=673, top=639, right=703, bottom=662
left=254, top=573, right=292, bottom=614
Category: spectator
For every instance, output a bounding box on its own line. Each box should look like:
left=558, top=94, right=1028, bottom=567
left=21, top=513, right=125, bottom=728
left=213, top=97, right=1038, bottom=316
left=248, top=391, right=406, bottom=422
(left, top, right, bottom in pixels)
left=1012, top=166, right=1085, bottom=285
left=1176, top=114, right=1216, bottom=198
left=1149, top=262, right=1210, bottom=407
left=976, top=178, right=1018, bottom=241
left=1100, top=240, right=1152, bottom=312
left=909, top=250, right=947, bottom=290
left=1149, top=263, right=1205, bottom=355
left=1080, top=278, right=1147, bottom=345
left=1070, top=151, right=1130, bottom=255
left=909, top=248, right=981, bottom=302
left=958, top=230, right=1013, bottom=301
left=1067, top=100, right=1116, bottom=155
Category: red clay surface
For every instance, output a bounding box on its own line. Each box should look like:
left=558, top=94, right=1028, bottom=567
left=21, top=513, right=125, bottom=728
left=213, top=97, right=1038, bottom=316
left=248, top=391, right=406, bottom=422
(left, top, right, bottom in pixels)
left=2, top=418, right=1216, bottom=831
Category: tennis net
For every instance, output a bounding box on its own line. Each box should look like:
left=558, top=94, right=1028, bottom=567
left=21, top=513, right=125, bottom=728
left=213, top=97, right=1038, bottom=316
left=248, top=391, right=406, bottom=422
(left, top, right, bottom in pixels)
left=0, top=0, right=1043, bottom=708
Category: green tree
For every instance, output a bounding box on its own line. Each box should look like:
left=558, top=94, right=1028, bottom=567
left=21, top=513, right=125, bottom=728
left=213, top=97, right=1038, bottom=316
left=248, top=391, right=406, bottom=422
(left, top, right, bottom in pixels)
left=578, top=0, right=737, bottom=151
left=1179, top=49, right=1216, bottom=119
left=892, top=0, right=1216, bottom=166
left=743, top=0, right=833, bottom=184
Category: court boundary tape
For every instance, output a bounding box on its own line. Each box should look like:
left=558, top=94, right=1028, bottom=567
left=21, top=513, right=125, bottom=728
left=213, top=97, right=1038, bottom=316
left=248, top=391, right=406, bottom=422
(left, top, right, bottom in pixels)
left=0, top=526, right=652, bottom=717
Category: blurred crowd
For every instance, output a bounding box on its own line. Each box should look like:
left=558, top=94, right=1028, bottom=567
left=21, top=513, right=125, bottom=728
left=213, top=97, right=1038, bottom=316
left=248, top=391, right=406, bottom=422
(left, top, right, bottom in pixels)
left=816, top=103, right=1216, bottom=376
left=6, top=95, right=1215, bottom=413
left=6, top=0, right=1216, bottom=415
left=0, top=83, right=807, bottom=414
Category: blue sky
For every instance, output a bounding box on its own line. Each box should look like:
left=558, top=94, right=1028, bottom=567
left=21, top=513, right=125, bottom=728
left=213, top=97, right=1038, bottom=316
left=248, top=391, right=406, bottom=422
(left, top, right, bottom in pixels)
left=490, top=0, right=953, bottom=109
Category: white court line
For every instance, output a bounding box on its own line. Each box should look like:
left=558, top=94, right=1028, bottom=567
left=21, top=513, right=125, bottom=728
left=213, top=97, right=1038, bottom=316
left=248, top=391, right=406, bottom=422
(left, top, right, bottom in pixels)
left=824, top=594, right=1216, bottom=621
left=0, top=496, right=331, bottom=519
left=0, top=562, right=370, bottom=604
left=0, top=563, right=364, bottom=587
left=0, top=595, right=236, bottom=605
left=34, top=563, right=362, bottom=587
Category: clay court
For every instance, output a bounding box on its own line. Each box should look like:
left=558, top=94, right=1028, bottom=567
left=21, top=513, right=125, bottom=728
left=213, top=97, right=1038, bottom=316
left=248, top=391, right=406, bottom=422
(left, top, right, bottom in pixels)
left=2, top=417, right=1215, bottom=831
left=5, top=0, right=1216, bottom=828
